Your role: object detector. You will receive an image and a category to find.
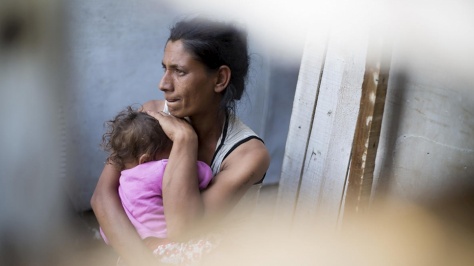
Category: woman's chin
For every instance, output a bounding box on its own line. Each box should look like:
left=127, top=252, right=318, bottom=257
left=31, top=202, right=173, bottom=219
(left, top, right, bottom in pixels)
left=169, top=110, right=187, bottom=119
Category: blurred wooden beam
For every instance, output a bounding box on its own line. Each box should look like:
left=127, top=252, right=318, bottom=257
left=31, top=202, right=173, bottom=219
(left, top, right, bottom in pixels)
left=276, top=29, right=327, bottom=226
left=277, top=24, right=369, bottom=227
left=343, top=36, right=391, bottom=218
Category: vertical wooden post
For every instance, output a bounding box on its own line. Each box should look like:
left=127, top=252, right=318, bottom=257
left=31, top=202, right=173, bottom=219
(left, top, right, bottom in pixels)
left=343, top=36, right=391, bottom=218
left=277, top=24, right=369, bottom=228
left=275, top=30, right=327, bottom=226
left=292, top=28, right=368, bottom=227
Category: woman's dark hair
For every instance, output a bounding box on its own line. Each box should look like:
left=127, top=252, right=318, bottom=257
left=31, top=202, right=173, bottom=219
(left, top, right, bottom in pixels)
left=101, top=106, right=172, bottom=170
left=168, top=16, right=249, bottom=115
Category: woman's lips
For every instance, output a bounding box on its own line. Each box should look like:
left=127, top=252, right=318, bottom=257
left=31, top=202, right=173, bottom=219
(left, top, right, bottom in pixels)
left=165, top=99, right=180, bottom=111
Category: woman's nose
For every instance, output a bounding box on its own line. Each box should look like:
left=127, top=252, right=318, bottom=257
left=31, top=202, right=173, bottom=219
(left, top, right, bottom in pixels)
left=159, top=71, right=172, bottom=92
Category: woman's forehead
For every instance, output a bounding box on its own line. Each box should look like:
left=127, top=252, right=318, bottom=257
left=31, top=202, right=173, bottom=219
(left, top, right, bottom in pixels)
left=162, top=40, right=209, bottom=72
left=163, top=40, right=193, bottom=63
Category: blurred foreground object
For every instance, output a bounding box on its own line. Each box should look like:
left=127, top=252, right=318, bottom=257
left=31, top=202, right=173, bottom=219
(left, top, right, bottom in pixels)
left=205, top=188, right=474, bottom=266
left=0, top=0, right=73, bottom=265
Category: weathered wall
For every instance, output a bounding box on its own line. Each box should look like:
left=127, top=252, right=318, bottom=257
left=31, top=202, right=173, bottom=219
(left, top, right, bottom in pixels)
left=373, top=42, right=474, bottom=204
left=66, top=1, right=178, bottom=211
left=370, top=0, right=474, bottom=205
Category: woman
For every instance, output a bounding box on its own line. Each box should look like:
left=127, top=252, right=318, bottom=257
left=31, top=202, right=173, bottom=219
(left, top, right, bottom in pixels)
left=91, top=17, right=270, bottom=265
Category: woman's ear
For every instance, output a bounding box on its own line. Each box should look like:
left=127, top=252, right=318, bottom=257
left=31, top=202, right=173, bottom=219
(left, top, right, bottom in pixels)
left=215, top=65, right=231, bottom=93
left=138, top=154, right=151, bottom=164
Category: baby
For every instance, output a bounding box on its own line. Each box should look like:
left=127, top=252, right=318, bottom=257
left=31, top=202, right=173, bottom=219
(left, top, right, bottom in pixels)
left=99, top=106, right=213, bottom=248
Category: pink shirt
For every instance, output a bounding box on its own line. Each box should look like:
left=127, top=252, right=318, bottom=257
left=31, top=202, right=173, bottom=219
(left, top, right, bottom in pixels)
left=101, top=159, right=213, bottom=243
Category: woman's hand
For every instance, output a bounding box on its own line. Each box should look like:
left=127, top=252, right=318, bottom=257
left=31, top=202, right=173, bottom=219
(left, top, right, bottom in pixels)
left=146, top=110, right=197, bottom=143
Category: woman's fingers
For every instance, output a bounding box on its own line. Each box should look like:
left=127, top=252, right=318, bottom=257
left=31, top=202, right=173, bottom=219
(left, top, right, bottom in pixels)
left=145, top=111, right=195, bottom=142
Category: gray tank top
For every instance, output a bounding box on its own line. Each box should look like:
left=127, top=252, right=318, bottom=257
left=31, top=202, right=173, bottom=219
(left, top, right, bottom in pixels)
left=210, top=115, right=265, bottom=184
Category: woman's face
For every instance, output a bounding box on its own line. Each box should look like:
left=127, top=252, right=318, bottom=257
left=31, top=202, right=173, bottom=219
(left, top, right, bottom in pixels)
left=159, top=40, right=220, bottom=118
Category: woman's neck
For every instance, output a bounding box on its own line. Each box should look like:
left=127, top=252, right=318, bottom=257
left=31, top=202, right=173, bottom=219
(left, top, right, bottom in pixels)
left=188, top=110, right=226, bottom=163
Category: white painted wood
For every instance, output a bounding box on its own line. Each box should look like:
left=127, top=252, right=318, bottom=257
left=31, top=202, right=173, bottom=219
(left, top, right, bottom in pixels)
left=292, top=26, right=368, bottom=227
left=275, top=29, right=328, bottom=224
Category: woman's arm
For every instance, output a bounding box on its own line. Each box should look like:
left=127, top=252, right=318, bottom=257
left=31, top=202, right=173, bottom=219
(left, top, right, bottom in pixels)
left=201, top=138, right=270, bottom=219
left=148, top=111, right=203, bottom=240
left=91, top=163, right=156, bottom=265
left=149, top=111, right=270, bottom=240
left=165, top=134, right=269, bottom=239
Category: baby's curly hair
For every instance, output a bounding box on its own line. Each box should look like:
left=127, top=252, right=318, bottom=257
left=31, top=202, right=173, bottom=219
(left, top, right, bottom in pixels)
left=101, top=106, right=172, bottom=170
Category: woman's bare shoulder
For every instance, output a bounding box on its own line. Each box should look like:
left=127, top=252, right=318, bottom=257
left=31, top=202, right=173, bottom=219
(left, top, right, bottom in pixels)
left=220, top=138, right=270, bottom=184
left=141, top=99, right=165, bottom=112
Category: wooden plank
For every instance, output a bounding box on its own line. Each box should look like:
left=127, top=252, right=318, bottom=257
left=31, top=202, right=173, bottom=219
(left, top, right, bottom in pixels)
left=292, top=27, right=368, bottom=227
left=275, top=29, right=328, bottom=225
left=343, top=35, right=391, bottom=219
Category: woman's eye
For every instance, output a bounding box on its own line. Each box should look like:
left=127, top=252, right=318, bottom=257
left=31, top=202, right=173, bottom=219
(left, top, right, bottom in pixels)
left=175, top=69, right=185, bottom=75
